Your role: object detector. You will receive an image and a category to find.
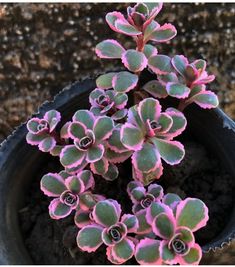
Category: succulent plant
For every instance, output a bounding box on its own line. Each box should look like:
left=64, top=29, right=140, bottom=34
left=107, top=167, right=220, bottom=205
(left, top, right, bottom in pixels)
left=25, top=2, right=220, bottom=265
left=76, top=199, right=138, bottom=264
left=40, top=170, right=95, bottom=219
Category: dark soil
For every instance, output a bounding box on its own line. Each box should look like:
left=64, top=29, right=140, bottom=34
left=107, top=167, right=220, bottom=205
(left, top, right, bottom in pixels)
left=19, top=140, right=235, bottom=264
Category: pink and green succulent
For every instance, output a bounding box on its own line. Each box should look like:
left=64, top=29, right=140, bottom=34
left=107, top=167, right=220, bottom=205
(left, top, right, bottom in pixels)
left=120, top=98, right=186, bottom=185
left=40, top=170, right=95, bottom=219
left=89, top=88, right=128, bottom=121
left=77, top=199, right=138, bottom=264
left=171, top=55, right=219, bottom=110
left=24, top=2, right=217, bottom=265
left=26, top=110, right=61, bottom=153
left=136, top=198, right=208, bottom=265
left=127, top=181, right=164, bottom=213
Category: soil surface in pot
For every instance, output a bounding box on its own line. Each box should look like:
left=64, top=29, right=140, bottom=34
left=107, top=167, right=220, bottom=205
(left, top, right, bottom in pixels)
left=19, top=139, right=234, bottom=264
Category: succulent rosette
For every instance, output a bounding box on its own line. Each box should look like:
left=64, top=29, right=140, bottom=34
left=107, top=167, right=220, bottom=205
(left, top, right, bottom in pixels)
left=59, top=110, right=118, bottom=180
left=135, top=198, right=209, bottom=265
left=40, top=170, right=95, bottom=219
left=120, top=98, right=186, bottom=184
left=89, top=88, right=128, bottom=121
left=77, top=199, right=138, bottom=264
left=170, top=55, right=219, bottom=109
left=26, top=110, right=61, bottom=152
left=127, top=181, right=164, bottom=214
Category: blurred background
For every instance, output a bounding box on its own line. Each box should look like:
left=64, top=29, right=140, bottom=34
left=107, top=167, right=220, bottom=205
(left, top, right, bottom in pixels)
left=0, top=2, right=234, bottom=264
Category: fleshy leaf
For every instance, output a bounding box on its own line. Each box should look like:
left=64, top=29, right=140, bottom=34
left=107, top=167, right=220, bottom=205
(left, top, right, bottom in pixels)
left=172, top=55, right=188, bottom=76
left=148, top=55, right=173, bottom=75
left=111, top=238, right=135, bottom=264
left=38, top=136, right=56, bottom=152
left=159, top=240, right=176, bottom=264
left=142, top=80, right=168, bottom=98
left=138, top=97, right=161, bottom=123
left=102, top=163, right=119, bottom=181
left=96, top=72, right=116, bottom=90
left=115, top=19, right=142, bottom=36
left=78, top=170, right=94, bottom=191
left=49, top=198, right=72, bottom=219
left=121, top=123, right=144, bottom=151
left=41, top=173, right=66, bottom=197
left=44, top=110, right=61, bottom=132
left=86, top=144, right=104, bottom=163
left=176, top=198, right=209, bottom=232
left=90, top=157, right=109, bottom=175
left=60, top=122, right=71, bottom=139
left=143, top=44, right=158, bottom=58
left=68, top=122, right=86, bottom=140
left=148, top=184, right=163, bottom=200
left=132, top=142, right=160, bottom=173
left=72, top=110, right=95, bottom=130
left=121, top=214, right=138, bottom=232
left=189, top=91, right=219, bottom=109
left=135, top=238, right=162, bottom=265
left=106, top=11, right=126, bottom=32
left=93, top=116, right=114, bottom=141
left=74, top=210, right=92, bottom=228
left=136, top=209, right=151, bottom=234
left=112, top=71, right=138, bottom=93
left=146, top=202, right=171, bottom=225
left=65, top=175, right=85, bottom=194
left=76, top=225, right=103, bottom=252
left=113, top=93, right=128, bottom=109
left=121, top=49, right=148, bottom=72
left=107, top=127, right=129, bottom=153
left=105, top=149, right=131, bottom=164
left=112, top=109, right=128, bottom=121
left=148, top=23, right=177, bottom=43
left=130, top=186, right=146, bottom=203
left=152, top=138, right=185, bottom=165
left=93, top=200, right=120, bottom=227
left=163, top=193, right=182, bottom=209
left=95, top=39, right=125, bottom=59
left=153, top=212, right=175, bottom=239
left=180, top=243, right=202, bottom=265
left=60, top=145, right=85, bottom=168
left=166, top=82, right=190, bottom=99
left=164, top=107, right=187, bottom=139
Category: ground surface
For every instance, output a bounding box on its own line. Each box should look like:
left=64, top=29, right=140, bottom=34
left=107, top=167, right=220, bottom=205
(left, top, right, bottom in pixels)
left=0, top=3, right=235, bottom=264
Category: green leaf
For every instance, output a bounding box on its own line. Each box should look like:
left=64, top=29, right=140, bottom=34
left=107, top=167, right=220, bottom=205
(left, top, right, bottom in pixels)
left=189, top=91, right=219, bottom=109
left=182, top=244, right=202, bottom=265
left=122, top=49, right=147, bottom=72
left=139, top=97, right=161, bottom=123
left=112, top=238, right=135, bottom=263
left=166, top=82, right=190, bottom=99
left=148, top=55, right=173, bottom=75
left=143, top=44, right=158, bottom=58
left=77, top=225, right=103, bottom=252
left=96, top=72, right=116, bottom=90
left=60, top=145, right=85, bottom=168
left=41, top=173, right=66, bottom=197
left=93, top=116, right=114, bottom=140
left=121, top=123, right=144, bottom=151
left=95, top=39, right=125, bottom=59
left=132, top=142, right=160, bottom=173
left=113, top=71, right=138, bottom=93
left=135, top=238, right=162, bottom=265
left=103, top=163, right=119, bottom=181
left=93, top=200, right=120, bottom=227
left=152, top=138, right=185, bottom=165
left=115, top=19, right=142, bottom=36
left=176, top=198, right=209, bottom=232
left=149, top=23, right=177, bottom=43
left=153, top=212, right=175, bottom=239
left=143, top=80, right=168, bottom=98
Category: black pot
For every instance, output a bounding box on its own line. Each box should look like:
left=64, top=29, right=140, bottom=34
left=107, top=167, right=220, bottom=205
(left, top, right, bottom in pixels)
left=0, top=77, right=235, bottom=264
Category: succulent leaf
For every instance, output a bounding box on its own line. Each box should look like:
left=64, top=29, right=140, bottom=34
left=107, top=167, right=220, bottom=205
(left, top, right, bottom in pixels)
left=121, top=49, right=148, bottom=72
left=148, top=55, right=173, bottom=75
left=112, top=71, right=138, bottom=93
left=95, top=39, right=125, bottom=59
